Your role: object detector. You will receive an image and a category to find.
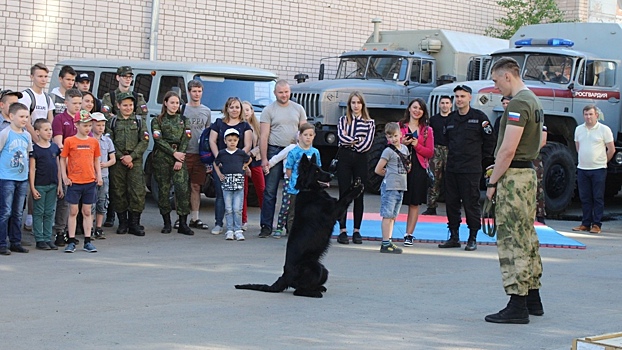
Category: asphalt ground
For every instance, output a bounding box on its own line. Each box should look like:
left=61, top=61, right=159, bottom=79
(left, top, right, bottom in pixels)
left=2, top=187, right=622, bottom=350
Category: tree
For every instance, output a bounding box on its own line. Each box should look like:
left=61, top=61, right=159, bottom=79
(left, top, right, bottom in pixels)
left=486, top=0, right=567, bottom=39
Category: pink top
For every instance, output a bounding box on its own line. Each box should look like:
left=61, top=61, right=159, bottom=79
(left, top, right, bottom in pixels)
left=399, top=123, right=434, bottom=169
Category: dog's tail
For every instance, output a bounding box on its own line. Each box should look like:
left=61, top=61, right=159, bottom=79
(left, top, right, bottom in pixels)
left=235, top=277, right=288, bottom=293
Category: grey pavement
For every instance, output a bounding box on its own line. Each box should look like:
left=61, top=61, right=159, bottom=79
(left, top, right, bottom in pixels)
left=3, top=188, right=622, bottom=350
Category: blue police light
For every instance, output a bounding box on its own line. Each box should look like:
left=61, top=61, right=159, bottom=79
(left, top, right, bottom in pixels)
left=514, top=38, right=574, bottom=47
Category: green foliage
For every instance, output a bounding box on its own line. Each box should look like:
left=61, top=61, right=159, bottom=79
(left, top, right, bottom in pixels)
left=486, top=0, right=567, bottom=39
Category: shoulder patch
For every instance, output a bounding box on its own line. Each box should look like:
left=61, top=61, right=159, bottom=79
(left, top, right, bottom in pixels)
left=101, top=105, right=110, bottom=113
left=508, top=112, right=521, bottom=122
left=153, top=130, right=161, bottom=139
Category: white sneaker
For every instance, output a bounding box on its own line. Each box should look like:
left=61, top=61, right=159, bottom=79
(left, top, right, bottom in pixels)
left=225, top=231, right=234, bottom=240
left=211, top=225, right=223, bottom=235
left=241, top=222, right=248, bottom=231
left=234, top=230, right=245, bottom=241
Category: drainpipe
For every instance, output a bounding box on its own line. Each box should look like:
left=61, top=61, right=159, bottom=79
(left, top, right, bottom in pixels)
left=149, top=0, right=161, bottom=61
left=372, top=18, right=382, bottom=43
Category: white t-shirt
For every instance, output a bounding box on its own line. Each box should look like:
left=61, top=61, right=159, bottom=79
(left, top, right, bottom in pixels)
left=18, top=88, right=53, bottom=124
left=575, top=122, right=614, bottom=170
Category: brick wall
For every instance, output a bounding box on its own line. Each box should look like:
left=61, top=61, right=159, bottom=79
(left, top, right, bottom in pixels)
left=0, top=0, right=584, bottom=91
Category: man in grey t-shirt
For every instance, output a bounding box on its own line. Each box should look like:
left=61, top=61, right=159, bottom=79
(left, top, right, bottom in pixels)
left=258, top=80, right=306, bottom=237
left=183, top=80, right=212, bottom=230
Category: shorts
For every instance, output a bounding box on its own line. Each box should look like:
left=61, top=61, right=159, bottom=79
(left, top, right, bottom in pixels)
left=186, top=153, right=207, bottom=185
left=65, top=182, right=97, bottom=205
left=380, top=183, right=403, bottom=219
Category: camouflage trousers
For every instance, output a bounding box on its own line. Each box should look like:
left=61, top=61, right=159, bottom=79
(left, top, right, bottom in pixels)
left=153, top=151, right=190, bottom=216
left=427, top=145, right=448, bottom=208
left=495, top=168, right=543, bottom=296
left=109, top=161, right=146, bottom=213
left=533, top=157, right=546, bottom=218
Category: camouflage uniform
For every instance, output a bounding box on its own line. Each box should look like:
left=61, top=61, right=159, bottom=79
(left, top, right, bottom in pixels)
left=101, top=66, right=148, bottom=120
left=427, top=144, right=448, bottom=209
left=495, top=168, right=543, bottom=295
left=151, top=113, right=191, bottom=216
left=106, top=93, right=149, bottom=215
left=532, top=156, right=546, bottom=218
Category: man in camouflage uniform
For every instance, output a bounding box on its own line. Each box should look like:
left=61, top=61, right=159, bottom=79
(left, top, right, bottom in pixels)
left=422, top=95, right=451, bottom=216
left=151, top=94, right=193, bottom=235
left=106, top=92, right=149, bottom=236
left=485, top=57, right=544, bottom=324
left=101, top=66, right=148, bottom=228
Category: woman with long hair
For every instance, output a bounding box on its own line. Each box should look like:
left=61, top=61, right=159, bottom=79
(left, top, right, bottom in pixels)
left=151, top=91, right=194, bottom=235
left=335, top=91, right=375, bottom=244
left=241, top=101, right=265, bottom=229
left=399, top=98, right=434, bottom=246
left=208, top=97, right=252, bottom=234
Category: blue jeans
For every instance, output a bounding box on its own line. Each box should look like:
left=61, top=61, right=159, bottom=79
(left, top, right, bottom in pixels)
left=33, top=184, right=58, bottom=242
left=223, top=189, right=243, bottom=232
left=212, top=170, right=225, bottom=227
left=0, top=179, right=28, bottom=248
left=260, top=145, right=284, bottom=230
left=577, top=168, right=607, bottom=227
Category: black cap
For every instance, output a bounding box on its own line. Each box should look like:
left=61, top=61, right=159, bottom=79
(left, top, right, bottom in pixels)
left=0, top=89, right=23, bottom=100
left=76, top=73, right=91, bottom=82
left=453, top=85, right=473, bottom=94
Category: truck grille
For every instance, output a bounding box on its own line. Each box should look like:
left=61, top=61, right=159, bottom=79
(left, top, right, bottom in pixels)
left=292, top=93, right=320, bottom=117
left=429, top=94, right=441, bottom=115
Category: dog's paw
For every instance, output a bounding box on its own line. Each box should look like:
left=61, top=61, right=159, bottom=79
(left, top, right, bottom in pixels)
left=294, top=289, right=324, bottom=298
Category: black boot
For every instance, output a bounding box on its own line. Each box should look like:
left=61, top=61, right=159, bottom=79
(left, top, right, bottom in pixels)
left=177, top=215, right=194, bottom=236
left=161, top=213, right=172, bottom=234
left=129, top=212, right=145, bottom=236
left=116, top=211, right=129, bottom=234
left=103, top=211, right=115, bottom=227
left=422, top=207, right=437, bottom=215
left=527, top=289, right=544, bottom=316
left=465, top=229, right=478, bottom=251
left=438, top=229, right=460, bottom=248
left=485, top=294, right=530, bottom=324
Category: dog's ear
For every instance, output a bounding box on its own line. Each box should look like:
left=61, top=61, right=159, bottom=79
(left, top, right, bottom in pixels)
left=300, top=154, right=310, bottom=166
left=309, top=153, right=317, bottom=164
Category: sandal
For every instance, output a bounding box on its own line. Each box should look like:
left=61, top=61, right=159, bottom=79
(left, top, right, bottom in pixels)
left=189, top=219, right=209, bottom=230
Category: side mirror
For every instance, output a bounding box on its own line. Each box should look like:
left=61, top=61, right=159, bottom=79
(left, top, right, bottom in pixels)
left=567, top=83, right=575, bottom=90
left=319, top=64, right=325, bottom=81
left=404, top=80, right=409, bottom=86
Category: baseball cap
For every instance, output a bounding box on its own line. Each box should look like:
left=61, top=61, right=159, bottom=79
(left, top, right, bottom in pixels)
left=91, top=112, right=107, bottom=122
left=76, top=73, right=91, bottom=82
left=117, top=66, right=133, bottom=76
left=0, top=89, right=24, bottom=100
left=224, top=128, right=240, bottom=137
left=453, top=84, right=473, bottom=94
left=74, top=109, right=93, bottom=123
left=116, top=91, right=136, bottom=103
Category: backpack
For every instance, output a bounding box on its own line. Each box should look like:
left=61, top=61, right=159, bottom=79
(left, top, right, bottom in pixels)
left=198, top=123, right=214, bottom=165
left=22, top=88, right=53, bottom=115
left=108, top=115, right=145, bottom=142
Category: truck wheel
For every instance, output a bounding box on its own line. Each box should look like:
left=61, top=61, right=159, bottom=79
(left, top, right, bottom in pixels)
left=366, top=135, right=387, bottom=194
left=604, top=174, right=622, bottom=198
left=540, top=143, right=576, bottom=215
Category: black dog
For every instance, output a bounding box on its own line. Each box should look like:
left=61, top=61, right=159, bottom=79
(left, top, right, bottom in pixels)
left=235, top=154, right=364, bottom=298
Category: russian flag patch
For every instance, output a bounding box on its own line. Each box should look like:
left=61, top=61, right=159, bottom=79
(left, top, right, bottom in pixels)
left=508, top=112, right=521, bottom=122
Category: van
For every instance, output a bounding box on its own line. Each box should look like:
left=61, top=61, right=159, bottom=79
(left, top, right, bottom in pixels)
left=49, top=59, right=277, bottom=199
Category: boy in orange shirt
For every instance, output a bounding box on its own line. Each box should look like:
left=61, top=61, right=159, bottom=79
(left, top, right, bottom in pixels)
left=60, top=110, right=102, bottom=253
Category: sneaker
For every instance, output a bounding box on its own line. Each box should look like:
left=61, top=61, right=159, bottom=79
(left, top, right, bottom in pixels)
left=337, top=232, right=349, bottom=244
left=24, top=215, right=33, bottom=231
left=225, top=231, right=235, bottom=240
left=36, top=242, right=51, bottom=250
left=65, top=242, right=76, bottom=253
left=174, top=219, right=180, bottom=229
left=272, top=230, right=282, bottom=239
left=211, top=225, right=224, bottom=235
left=241, top=222, right=248, bottom=231
left=234, top=230, right=245, bottom=241
left=380, top=242, right=403, bottom=254
left=258, top=225, right=272, bottom=238
left=404, top=235, right=414, bottom=246
left=590, top=225, right=601, bottom=234
left=55, top=232, right=66, bottom=247
left=46, top=241, right=58, bottom=250
left=94, top=228, right=106, bottom=240
left=83, top=242, right=98, bottom=253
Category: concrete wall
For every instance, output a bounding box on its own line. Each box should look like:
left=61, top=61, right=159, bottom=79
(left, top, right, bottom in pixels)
left=0, top=0, right=583, bottom=91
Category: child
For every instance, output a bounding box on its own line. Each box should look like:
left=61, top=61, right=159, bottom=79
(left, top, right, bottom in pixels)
left=282, top=123, right=322, bottom=238
left=60, top=110, right=102, bottom=253
left=29, top=119, right=63, bottom=250
left=214, top=128, right=250, bottom=241
left=0, top=103, right=33, bottom=255
left=374, top=122, right=409, bottom=254
left=268, top=139, right=297, bottom=239
left=91, top=112, right=115, bottom=239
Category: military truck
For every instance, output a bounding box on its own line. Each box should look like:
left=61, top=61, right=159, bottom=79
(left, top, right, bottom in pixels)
left=428, top=22, right=622, bottom=214
left=290, top=20, right=507, bottom=192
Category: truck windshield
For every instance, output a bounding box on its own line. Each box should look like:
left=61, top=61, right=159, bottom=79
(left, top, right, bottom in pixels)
left=336, top=56, right=405, bottom=80
left=491, top=54, right=575, bottom=83
left=195, top=76, right=276, bottom=111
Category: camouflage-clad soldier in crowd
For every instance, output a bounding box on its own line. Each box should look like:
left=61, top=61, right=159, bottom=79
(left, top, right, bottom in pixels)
left=151, top=91, right=194, bottom=236
left=485, top=57, right=544, bottom=325
left=106, top=92, right=149, bottom=236
left=422, top=95, right=452, bottom=216
left=101, top=66, right=148, bottom=228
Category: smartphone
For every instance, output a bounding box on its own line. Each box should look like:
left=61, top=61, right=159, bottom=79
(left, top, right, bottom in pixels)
left=405, top=130, right=418, bottom=139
